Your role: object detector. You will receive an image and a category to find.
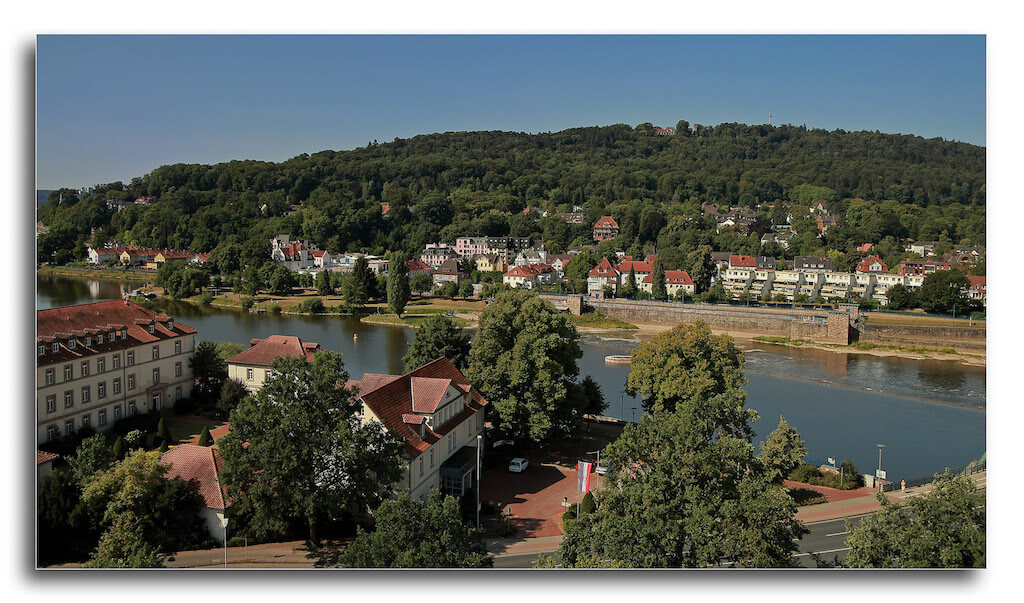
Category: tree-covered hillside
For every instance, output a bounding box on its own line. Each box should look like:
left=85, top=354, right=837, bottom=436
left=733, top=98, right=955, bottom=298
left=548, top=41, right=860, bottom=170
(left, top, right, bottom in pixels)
left=37, top=121, right=985, bottom=267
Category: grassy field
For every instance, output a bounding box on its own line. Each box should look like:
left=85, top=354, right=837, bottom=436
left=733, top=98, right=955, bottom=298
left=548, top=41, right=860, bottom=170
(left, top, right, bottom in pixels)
left=38, top=264, right=154, bottom=281
left=863, top=310, right=985, bottom=329
left=360, top=313, right=470, bottom=328
left=570, top=311, right=638, bottom=329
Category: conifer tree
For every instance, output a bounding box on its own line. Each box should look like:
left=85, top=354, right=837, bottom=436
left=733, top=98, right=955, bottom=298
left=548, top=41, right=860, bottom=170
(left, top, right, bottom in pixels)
left=197, top=426, right=212, bottom=447
left=651, top=258, right=667, bottom=300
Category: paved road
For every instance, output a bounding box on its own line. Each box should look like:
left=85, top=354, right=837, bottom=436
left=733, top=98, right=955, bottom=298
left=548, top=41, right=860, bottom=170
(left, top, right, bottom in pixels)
left=489, top=517, right=867, bottom=568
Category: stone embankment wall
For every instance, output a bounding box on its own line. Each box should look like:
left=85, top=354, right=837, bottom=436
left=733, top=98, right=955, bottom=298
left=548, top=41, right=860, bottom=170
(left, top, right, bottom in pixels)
left=588, top=300, right=851, bottom=344
left=859, top=323, right=986, bottom=352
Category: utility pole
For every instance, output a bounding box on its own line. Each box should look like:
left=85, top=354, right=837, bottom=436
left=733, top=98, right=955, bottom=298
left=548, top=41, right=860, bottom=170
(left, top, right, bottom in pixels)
left=476, top=434, right=482, bottom=530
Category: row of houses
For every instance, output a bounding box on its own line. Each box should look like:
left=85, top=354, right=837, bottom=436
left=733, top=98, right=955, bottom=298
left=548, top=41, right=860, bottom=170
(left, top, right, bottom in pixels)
left=585, top=255, right=696, bottom=299
left=86, top=246, right=209, bottom=268
left=270, top=235, right=389, bottom=274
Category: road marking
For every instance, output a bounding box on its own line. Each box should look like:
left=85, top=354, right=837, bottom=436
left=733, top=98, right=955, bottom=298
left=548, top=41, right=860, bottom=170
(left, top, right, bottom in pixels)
left=825, top=531, right=849, bottom=537
left=795, top=547, right=851, bottom=558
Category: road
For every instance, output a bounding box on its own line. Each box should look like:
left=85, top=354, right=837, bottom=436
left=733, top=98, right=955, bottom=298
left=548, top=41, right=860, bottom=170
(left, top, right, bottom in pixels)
left=489, top=517, right=866, bottom=568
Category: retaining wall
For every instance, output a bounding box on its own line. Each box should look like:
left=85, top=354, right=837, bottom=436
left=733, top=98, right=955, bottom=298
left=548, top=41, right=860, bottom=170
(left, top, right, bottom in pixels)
left=858, top=323, right=987, bottom=352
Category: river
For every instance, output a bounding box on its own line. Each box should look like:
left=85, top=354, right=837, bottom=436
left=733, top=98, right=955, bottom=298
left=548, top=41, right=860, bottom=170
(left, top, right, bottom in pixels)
left=37, top=274, right=986, bottom=482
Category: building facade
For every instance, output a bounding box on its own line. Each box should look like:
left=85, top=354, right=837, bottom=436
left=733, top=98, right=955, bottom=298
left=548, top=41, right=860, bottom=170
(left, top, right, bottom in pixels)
left=226, top=335, right=321, bottom=393
left=36, top=300, right=197, bottom=444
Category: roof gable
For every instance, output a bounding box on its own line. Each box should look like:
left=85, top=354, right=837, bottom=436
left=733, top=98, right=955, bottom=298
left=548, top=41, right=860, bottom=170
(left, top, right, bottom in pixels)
left=227, top=335, right=320, bottom=366
left=161, top=445, right=227, bottom=509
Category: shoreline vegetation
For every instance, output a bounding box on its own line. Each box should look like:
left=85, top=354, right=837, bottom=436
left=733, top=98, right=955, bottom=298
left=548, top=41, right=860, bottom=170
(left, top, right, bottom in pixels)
left=41, top=267, right=984, bottom=366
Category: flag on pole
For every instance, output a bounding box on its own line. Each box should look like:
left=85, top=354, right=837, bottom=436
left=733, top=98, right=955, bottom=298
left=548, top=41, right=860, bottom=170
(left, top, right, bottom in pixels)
left=827, top=457, right=836, bottom=465
left=577, top=461, right=593, bottom=492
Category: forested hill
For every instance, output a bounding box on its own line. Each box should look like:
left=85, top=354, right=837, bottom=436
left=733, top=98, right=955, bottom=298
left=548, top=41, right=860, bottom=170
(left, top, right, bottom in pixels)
left=37, top=122, right=986, bottom=267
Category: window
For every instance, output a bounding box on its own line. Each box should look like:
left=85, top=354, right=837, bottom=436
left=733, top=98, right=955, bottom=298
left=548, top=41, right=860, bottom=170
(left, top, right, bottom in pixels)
left=419, top=458, right=424, bottom=477
left=148, top=324, right=155, bottom=334
left=97, top=358, right=105, bottom=373
left=85, top=336, right=92, bottom=346
left=128, top=400, right=136, bottom=416
left=38, top=345, right=44, bottom=356
left=113, top=354, right=120, bottom=369
left=97, top=334, right=104, bottom=345
left=64, top=420, right=74, bottom=436
left=63, top=365, right=72, bottom=381
left=98, top=382, right=106, bottom=399
left=175, top=340, right=181, bottom=354
left=120, top=329, right=127, bottom=339
left=430, top=449, right=435, bottom=468
left=175, top=362, right=182, bottom=377
left=45, top=369, right=54, bottom=385
left=98, top=409, right=107, bottom=426
left=247, top=368, right=254, bottom=380
left=266, top=369, right=274, bottom=380
left=127, top=351, right=134, bottom=365
left=51, top=343, right=58, bottom=353
left=47, top=425, right=59, bottom=441
left=81, top=386, right=90, bottom=404
left=46, top=395, right=55, bottom=413
left=113, top=377, right=121, bottom=394
left=152, top=345, right=159, bottom=360
left=81, top=361, right=89, bottom=377
left=128, top=374, right=135, bottom=390
left=175, top=386, right=182, bottom=400
left=152, top=368, right=160, bottom=384
left=68, top=339, right=76, bottom=349
left=64, top=391, right=73, bottom=408
left=81, top=414, right=90, bottom=428
left=113, top=405, right=122, bottom=420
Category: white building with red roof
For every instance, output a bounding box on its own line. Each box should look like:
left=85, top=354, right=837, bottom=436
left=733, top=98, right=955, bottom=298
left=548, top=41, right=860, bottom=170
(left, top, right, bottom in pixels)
left=587, top=257, right=621, bottom=296
left=37, top=450, right=58, bottom=485
left=593, top=216, right=620, bottom=241
left=406, top=259, right=434, bottom=278
left=502, top=263, right=557, bottom=289
left=36, top=300, right=198, bottom=444
left=161, top=444, right=229, bottom=543
left=226, top=335, right=322, bottom=393
left=640, top=270, right=695, bottom=298
left=967, top=275, right=987, bottom=307
left=616, top=257, right=656, bottom=288
left=855, top=255, right=889, bottom=273
left=346, top=357, right=488, bottom=502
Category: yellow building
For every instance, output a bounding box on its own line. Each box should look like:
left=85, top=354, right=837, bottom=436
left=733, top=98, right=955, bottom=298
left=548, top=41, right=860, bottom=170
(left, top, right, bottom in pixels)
left=226, top=335, right=321, bottom=393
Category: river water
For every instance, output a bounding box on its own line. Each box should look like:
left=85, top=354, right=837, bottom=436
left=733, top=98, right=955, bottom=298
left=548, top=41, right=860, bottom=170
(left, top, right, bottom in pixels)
left=37, top=275, right=986, bottom=482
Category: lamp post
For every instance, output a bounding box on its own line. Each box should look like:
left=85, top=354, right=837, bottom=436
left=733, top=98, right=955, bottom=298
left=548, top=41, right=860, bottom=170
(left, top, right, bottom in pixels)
left=221, top=516, right=229, bottom=568
left=631, top=407, right=636, bottom=423
left=876, top=444, right=886, bottom=491
left=476, top=434, right=482, bottom=530
left=619, top=393, right=624, bottom=422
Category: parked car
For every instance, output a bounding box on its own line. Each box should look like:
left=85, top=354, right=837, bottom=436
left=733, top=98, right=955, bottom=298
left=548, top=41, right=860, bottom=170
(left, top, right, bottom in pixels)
left=508, top=458, right=529, bottom=473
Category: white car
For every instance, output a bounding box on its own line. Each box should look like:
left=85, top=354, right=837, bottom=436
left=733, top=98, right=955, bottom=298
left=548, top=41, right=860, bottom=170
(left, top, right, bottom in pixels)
left=508, top=458, right=529, bottom=473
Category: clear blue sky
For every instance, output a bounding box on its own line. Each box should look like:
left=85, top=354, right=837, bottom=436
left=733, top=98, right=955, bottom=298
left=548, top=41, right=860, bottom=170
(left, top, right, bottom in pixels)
left=36, top=35, right=986, bottom=190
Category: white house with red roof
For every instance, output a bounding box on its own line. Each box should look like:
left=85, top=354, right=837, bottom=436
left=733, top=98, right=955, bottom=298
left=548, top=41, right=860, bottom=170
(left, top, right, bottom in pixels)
left=616, top=257, right=656, bottom=288
left=161, top=444, right=229, bottom=543
left=967, top=275, right=987, bottom=307
left=502, top=263, right=557, bottom=289
left=593, top=216, right=620, bottom=241
left=406, top=259, right=434, bottom=279
left=587, top=257, right=621, bottom=296
left=855, top=255, right=889, bottom=273
left=639, top=270, right=695, bottom=298
left=36, top=300, right=198, bottom=444
left=37, top=450, right=58, bottom=485
left=346, top=358, right=487, bottom=503
left=226, top=335, right=322, bottom=393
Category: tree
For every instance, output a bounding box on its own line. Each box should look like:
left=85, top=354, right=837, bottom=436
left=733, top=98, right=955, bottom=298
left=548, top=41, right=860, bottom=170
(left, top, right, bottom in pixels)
left=69, top=435, right=117, bottom=487
left=758, top=417, right=806, bottom=485
left=437, top=281, right=458, bottom=298
left=580, top=375, right=607, bottom=418
left=844, top=470, right=985, bottom=567
left=458, top=279, right=474, bottom=299
left=557, top=334, right=807, bottom=567
left=259, top=263, right=295, bottom=296
left=197, top=426, right=212, bottom=447
left=112, top=436, right=125, bottom=460
left=410, top=271, right=433, bottom=294
left=386, top=253, right=411, bottom=316
left=341, top=490, right=492, bottom=568
left=155, top=261, right=209, bottom=299
left=403, top=314, right=471, bottom=371
left=686, top=245, right=716, bottom=294
left=650, top=257, right=667, bottom=300
left=918, top=270, right=975, bottom=315
left=219, top=352, right=405, bottom=546
left=157, top=418, right=172, bottom=447
left=190, top=340, right=227, bottom=406
left=626, top=321, right=746, bottom=414
left=216, top=341, right=245, bottom=361
left=38, top=467, right=104, bottom=564
left=83, top=514, right=162, bottom=568
left=619, top=266, right=638, bottom=299
left=886, top=284, right=917, bottom=310
left=315, top=269, right=334, bottom=296
left=466, top=289, right=584, bottom=442
left=217, top=377, right=249, bottom=415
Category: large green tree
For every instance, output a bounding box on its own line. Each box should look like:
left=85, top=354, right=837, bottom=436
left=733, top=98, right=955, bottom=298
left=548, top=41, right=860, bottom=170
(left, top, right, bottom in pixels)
left=918, top=269, right=976, bottom=315
left=626, top=321, right=746, bottom=413
left=843, top=470, right=985, bottom=568
left=403, top=314, right=471, bottom=371
left=69, top=434, right=117, bottom=487
left=341, top=490, right=492, bottom=568
left=686, top=245, right=716, bottom=294
left=650, top=257, right=667, bottom=300
left=189, top=340, right=227, bottom=405
left=386, top=252, right=411, bottom=316
left=466, top=289, right=584, bottom=442
left=219, top=352, right=405, bottom=546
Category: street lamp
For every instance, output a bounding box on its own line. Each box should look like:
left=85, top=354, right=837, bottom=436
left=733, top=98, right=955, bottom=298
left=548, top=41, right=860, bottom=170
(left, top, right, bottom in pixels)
left=619, top=393, right=624, bottom=422
left=876, top=444, right=886, bottom=491
left=221, top=516, right=229, bottom=568
left=631, top=407, right=637, bottom=423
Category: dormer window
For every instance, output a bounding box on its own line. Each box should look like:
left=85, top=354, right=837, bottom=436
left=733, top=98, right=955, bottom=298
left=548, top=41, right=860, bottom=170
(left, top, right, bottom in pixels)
left=51, top=343, right=58, bottom=353
left=38, top=345, right=44, bottom=356
left=148, top=324, right=155, bottom=334
left=68, top=339, right=76, bottom=349
left=167, top=318, right=174, bottom=329
left=97, top=334, right=103, bottom=344
left=120, top=329, right=127, bottom=339
left=85, top=336, right=92, bottom=346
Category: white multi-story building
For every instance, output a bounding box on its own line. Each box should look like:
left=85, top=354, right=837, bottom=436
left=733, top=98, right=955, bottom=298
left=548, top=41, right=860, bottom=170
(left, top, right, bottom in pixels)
left=347, top=358, right=488, bottom=502
left=36, top=300, right=197, bottom=444
left=226, top=335, right=321, bottom=394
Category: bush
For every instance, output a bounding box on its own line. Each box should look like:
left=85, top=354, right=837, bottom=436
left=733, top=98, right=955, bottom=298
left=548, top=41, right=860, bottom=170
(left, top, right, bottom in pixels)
left=112, top=436, right=126, bottom=460
left=157, top=418, right=172, bottom=444
left=125, top=429, right=145, bottom=449
left=580, top=492, right=596, bottom=515
left=788, top=487, right=828, bottom=507
left=197, top=426, right=212, bottom=447
left=173, top=397, right=196, bottom=415
left=298, top=298, right=325, bottom=314
left=788, top=463, right=822, bottom=484
left=269, top=304, right=282, bottom=314
left=197, top=291, right=214, bottom=305
left=494, top=521, right=518, bottom=538
left=111, top=412, right=161, bottom=436
left=562, top=509, right=577, bottom=522
left=240, top=296, right=255, bottom=311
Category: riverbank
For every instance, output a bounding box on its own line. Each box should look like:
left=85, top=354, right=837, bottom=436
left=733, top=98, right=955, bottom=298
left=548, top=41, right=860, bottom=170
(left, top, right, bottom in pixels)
left=37, top=264, right=153, bottom=281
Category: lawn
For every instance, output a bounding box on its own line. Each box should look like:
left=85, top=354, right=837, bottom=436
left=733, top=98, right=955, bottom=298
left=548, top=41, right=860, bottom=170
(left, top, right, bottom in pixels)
left=570, top=311, right=638, bottom=330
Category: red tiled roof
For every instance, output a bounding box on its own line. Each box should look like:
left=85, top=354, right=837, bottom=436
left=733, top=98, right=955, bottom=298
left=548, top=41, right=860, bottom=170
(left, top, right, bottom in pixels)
left=642, top=270, right=694, bottom=285
left=226, top=335, right=320, bottom=366
left=351, top=358, right=487, bottom=458
left=310, top=250, right=326, bottom=258
left=857, top=243, right=873, bottom=253
left=856, top=255, right=888, bottom=273
left=729, top=255, right=757, bottom=268
left=161, top=444, right=227, bottom=509
left=411, top=377, right=452, bottom=413
left=588, top=257, right=620, bottom=278
left=967, top=276, right=986, bottom=290
left=406, top=259, right=432, bottom=272
left=36, top=300, right=196, bottom=365
left=594, top=216, right=619, bottom=230
left=616, top=260, right=654, bottom=273
left=504, top=264, right=554, bottom=277
left=37, top=450, right=58, bottom=465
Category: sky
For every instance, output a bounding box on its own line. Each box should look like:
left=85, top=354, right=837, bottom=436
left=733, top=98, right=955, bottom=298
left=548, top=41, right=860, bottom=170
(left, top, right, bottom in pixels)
left=36, top=34, right=986, bottom=190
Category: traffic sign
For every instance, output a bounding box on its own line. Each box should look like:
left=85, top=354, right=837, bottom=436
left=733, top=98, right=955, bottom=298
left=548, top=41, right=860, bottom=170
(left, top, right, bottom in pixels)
left=875, top=469, right=887, bottom=479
